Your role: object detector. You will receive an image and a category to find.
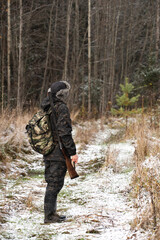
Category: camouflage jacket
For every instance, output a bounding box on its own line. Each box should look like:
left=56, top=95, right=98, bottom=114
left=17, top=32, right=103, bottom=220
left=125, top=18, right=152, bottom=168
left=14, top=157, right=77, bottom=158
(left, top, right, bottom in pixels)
left=41, top=97, right=76, bottom=161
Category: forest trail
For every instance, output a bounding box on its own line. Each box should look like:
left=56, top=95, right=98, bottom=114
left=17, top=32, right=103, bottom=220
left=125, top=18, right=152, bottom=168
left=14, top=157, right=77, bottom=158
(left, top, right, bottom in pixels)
left=1, top=124, right=144, bottom=240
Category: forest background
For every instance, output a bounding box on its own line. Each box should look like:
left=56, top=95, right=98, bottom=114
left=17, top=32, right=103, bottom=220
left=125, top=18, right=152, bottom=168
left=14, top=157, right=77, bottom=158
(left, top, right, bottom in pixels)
left=0, top=0, right=160, bottom=116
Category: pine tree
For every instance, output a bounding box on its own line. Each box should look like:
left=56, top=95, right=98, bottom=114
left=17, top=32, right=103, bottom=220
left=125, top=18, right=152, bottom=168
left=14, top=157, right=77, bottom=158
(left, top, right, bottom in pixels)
left=111, top=77, right=141, bottom=127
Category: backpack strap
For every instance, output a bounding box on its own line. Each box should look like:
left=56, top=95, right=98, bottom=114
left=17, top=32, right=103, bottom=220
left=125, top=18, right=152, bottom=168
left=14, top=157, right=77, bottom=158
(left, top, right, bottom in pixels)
left=48, top=92, right=63, bottom=150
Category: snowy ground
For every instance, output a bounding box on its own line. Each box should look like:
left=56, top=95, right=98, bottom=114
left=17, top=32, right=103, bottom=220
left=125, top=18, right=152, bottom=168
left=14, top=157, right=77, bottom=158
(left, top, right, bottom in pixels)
left=0, top=124, right=150, bottom=240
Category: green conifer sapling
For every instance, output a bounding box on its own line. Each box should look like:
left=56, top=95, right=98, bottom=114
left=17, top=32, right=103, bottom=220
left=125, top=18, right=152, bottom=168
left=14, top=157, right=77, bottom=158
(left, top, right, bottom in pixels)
left=111, top=77, right=141, bottom=128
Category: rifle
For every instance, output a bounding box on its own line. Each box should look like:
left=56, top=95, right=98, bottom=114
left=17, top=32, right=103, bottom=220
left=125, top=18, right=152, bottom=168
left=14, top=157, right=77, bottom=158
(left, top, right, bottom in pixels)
left=48, top=91, right=79, bottom=179
left=60, top=144, right=79, bottom=179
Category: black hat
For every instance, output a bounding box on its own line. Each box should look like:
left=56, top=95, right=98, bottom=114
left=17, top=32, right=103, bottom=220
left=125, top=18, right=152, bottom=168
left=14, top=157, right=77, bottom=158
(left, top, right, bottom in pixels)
left=51, top=81, right=67, bottom=95
left=49, top=81, right=71, bottom=103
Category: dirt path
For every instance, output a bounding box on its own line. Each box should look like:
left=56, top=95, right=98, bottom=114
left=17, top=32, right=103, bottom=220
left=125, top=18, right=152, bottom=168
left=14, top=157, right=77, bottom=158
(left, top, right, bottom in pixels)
left=1, top=125, right=142, bottom=240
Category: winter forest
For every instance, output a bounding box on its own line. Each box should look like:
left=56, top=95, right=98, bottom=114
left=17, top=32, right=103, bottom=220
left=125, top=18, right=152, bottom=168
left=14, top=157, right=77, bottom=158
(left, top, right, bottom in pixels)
left=0, top=0, right=160, bottom=113
left=0, top=1, right=160, bottom=240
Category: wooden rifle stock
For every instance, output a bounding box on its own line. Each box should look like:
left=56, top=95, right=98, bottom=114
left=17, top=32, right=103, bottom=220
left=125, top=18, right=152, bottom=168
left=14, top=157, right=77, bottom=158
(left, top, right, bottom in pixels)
left=61, top=148, right=79, bottom=179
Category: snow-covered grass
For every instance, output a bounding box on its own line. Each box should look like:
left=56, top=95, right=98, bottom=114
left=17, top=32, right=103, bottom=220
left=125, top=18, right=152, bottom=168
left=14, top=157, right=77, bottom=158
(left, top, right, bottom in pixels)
left=125, top=115, right=160, bottom=240
left=0, top=113, right=159, bottom=240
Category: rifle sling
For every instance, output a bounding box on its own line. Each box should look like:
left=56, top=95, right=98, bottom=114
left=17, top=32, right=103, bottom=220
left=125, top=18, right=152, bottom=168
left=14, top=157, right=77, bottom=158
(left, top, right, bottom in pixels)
left=49, top=94, right=63, bottom=150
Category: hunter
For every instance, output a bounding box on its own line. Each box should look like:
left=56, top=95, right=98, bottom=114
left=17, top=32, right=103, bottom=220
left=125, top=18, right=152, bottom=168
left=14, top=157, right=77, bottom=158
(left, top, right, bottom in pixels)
left=41, top=81, right=78, bottom=223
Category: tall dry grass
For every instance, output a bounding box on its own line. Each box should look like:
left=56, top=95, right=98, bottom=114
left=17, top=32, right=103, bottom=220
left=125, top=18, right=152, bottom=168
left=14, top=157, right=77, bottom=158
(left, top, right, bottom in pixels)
left=0, top=110, right=35, bottom=149
left=125, top=114, right=160, bottom=238
left=105, top=146, right=119, bottom=172
left=74, top=120, right=99, bottom=150
left=0, top=109, right=37, bottom=177
left=0, top=109, right=39, bottom=225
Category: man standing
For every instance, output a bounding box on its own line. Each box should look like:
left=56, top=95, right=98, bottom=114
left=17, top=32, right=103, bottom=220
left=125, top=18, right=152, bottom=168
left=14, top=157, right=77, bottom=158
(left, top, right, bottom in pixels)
left=41, top=81, right=78, bottom=223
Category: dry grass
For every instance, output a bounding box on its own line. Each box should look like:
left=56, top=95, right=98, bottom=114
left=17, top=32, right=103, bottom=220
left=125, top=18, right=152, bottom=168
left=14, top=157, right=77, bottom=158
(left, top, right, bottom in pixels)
left=74, top=120, right=99, bottom=149
left=0, top=109, right=37, bottom=178
left=105, top=147, right=119, bottom=172
left=70, top=109, right=80, bottom=123
left=125, top=114, right=160, bottom=163
left=0, top=108, right=36, bottom=142
left=25, top=192, right=35, bottom=209
left=132, top=159, right=160, bottom=232
left=0, top=108, right=36, bottom=130
left=125, top=114, right=160, bottom=237
left=155, top=227, right=160, bottom=240
left=131, top=206, right=153, bottom=231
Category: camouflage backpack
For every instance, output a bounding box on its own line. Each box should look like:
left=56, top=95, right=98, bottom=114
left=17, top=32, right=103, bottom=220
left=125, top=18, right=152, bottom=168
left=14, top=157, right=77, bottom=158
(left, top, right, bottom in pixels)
left=25, top=109, right=55, bottom=155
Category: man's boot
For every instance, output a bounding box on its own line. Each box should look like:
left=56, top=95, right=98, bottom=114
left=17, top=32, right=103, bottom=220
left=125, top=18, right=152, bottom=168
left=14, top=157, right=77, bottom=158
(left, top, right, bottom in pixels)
left=52, top=198, right=66, bottom=221
left=44, top=194, right=57, bottom=223
left=44, top=197, right=66, bottom=223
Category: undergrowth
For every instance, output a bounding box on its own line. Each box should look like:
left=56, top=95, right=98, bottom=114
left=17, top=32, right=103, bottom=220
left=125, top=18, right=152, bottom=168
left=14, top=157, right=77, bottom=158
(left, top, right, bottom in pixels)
left=74, top=120, right=99, bottom=151
left=1, top=109, right=159, bottom=239
left=0, top=110, right=36, bottom=178
left=125, top=114, right=160, bottom=239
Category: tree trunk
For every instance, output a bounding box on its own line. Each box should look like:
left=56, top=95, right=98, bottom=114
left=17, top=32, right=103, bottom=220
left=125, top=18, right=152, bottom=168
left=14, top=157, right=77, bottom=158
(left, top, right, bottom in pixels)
left=93, top=1, right=100, bottom=113
left=88, top=0, right=91, bottom=115
left=111, top=2, right=120, bottom=103
left=17, top=0, right=23, bottom=112
left=63, top=0, right=73, bottom=81
left=156, top=0, right=160, bottom=62
left=82, top=50, right=85, bottom=117
left=74, top=0, right=80, bottom=101
left=7, top=0, right=11, bottom=108
left=53, top=0, right=58, bottom=82
left=40, top=0, right=55, bottom=103
left=156, top=0, right=160, bottom=95
left=1, top=24, right=5, bottom=114
left=24, top=0, right=34, bottom=71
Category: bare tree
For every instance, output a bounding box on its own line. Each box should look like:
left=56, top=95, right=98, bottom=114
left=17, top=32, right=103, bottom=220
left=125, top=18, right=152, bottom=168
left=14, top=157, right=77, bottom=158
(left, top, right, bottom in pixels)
left=156, top=0, right=160, bottom=94
left=40, top=0, right=55, bottom=103
left=17, top=0, right=23, bottom=112
left=109, top=1, right=121, bottom=103
left=88, top=0, right=91, bottom=115
left=63, top=0, right=73, bottom=81
left=7, top=0, right=11, bottom=108
left=156, top=0, right=160, bottom=62
left=1, top=24, right=5, bottom=114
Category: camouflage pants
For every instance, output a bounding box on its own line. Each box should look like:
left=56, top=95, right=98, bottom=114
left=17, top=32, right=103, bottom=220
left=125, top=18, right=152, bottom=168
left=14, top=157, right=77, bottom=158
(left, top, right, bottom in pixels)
left=44, top=161, right=67, bottom=221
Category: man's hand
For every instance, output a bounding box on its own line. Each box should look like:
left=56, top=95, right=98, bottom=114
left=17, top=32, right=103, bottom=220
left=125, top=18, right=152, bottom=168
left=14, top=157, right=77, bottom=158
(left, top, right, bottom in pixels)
left=71, top=154, right=78, bottom=164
